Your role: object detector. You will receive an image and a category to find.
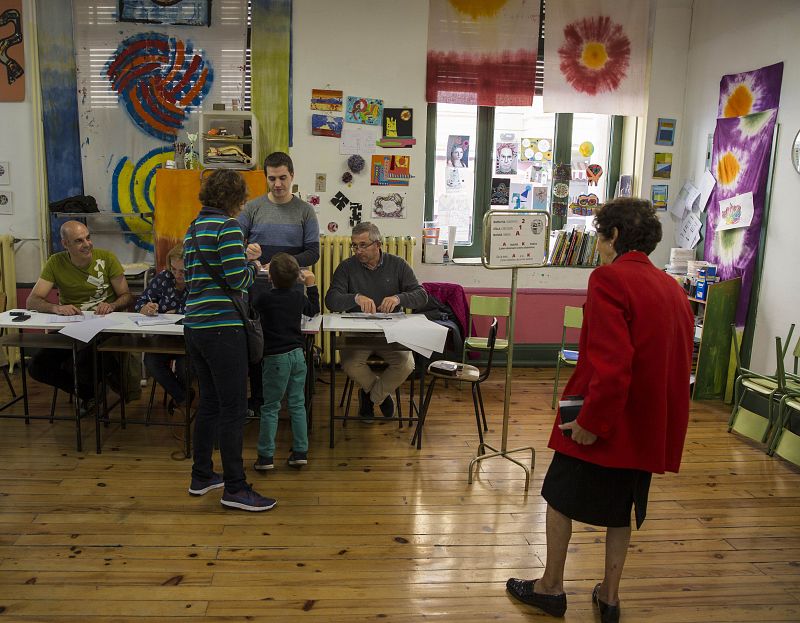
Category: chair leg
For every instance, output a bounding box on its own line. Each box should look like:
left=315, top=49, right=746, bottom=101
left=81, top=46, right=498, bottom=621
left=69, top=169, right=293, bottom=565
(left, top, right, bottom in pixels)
left=475, top=383, right=489, bottom=432
left=396, top=387, right=402, bottom=429
left=342, top=379, right=354, bottom=426
left=471, top=383, right=485, bottom=451
left=145, top=379, right=157, bottom=426
left=339, top=377, right=351, bottom=407
left=551, top=356, right=562, bottom=409
left=50, top=386, right=59, bottom=423
left=728, top=378, right=745, bottom=431
left=2, top=366, right=16, bottom=398
left=767, top=398, right=787, bottom=455
left=411, top=377, right=438, bottom=449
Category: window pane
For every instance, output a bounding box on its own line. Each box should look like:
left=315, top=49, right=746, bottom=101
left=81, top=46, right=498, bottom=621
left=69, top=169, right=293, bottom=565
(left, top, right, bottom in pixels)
left=568, top=113, right=611, bottom=231
left=492, top=99, right=556, bottom=213
left=432, top=104, right=478, bottom=245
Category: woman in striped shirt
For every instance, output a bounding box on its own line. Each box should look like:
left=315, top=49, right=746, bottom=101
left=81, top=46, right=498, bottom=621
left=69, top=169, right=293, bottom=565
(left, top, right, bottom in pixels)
left=183, top=169, right=275, bottom=512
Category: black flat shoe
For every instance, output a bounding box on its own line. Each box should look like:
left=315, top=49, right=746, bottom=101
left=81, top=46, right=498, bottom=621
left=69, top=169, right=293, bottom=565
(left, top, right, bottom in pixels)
left=592, top=583, right=620, bottom=623
left=506, top=578, right=567, bottom=617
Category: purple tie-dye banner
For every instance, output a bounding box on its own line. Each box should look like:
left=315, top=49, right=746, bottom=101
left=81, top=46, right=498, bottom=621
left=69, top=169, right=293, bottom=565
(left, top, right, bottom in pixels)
left=718, top=62, right=783, bottom=118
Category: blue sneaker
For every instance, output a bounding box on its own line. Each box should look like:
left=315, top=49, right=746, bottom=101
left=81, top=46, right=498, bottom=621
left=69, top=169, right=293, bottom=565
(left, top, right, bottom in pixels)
left=188, top=472, right=224, bottom=496
left=253, top=456, right=274, bottom=471
left=287, top=450, right=307, bottom=468
left=221, top=484, right=277, bottom=512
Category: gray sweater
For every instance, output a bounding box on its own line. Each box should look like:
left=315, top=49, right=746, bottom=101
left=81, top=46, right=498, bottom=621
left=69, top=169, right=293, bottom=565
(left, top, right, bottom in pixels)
left=325, top=253, right=428, bottom=313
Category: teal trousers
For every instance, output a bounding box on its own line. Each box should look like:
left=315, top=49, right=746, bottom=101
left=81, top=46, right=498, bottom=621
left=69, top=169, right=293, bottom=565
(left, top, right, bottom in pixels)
left=257, top=348, right=308, bottom=457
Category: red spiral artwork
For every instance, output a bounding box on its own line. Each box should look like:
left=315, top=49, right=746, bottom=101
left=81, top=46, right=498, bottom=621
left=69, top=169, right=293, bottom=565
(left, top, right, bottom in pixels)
left=558, top=16, right=631, bottom=96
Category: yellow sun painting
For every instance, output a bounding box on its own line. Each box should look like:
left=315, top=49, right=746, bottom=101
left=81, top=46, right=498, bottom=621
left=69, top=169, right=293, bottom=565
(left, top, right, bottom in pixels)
left=447, top=0, right=508, bottom=20
left=717, top=152, right=741, bottom=187
left=722, top=84, right=754, bottom=118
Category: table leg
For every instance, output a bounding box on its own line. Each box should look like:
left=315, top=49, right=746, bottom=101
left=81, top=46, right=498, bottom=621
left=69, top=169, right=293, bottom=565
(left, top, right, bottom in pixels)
left=20, top=346, right=29, bottom=421
left=329, top=331, right=336, bottom=448
left=93, top=341, right=101, bottom=454
left=72, top=341, right=82, bottom=453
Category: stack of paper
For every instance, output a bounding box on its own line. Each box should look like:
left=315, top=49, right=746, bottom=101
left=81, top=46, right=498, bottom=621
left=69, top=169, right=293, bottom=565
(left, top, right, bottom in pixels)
left=379, top=316, right=448, bottom=358
left=133, top=315, right=181, bottom=327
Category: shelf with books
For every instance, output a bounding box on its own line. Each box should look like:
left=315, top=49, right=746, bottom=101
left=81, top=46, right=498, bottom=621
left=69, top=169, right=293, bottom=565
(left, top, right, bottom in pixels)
left=547, top=228, right=600, bottom=268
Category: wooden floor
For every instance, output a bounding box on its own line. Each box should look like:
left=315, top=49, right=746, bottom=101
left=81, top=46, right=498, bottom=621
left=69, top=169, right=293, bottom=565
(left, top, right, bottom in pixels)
left=0, top=367, right=799, bottom=622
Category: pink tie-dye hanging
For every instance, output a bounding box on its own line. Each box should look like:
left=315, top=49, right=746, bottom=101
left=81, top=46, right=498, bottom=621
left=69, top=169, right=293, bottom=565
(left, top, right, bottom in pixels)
left=426, top=0, right=541, bottom=106
left=705, top=62, right=783, bottom=326
left=543, top=0, right=649, bottom=116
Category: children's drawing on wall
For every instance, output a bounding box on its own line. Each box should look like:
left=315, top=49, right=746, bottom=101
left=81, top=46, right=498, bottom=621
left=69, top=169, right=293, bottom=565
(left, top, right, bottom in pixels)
left=446, top=135, right=469, bottom=168
left=495, top=142, right=518, bottom=175
left=532, top=185, right=549, bottom=210
left=118, top=0, right=212, bottom=26
left=445, top=166, right=465, bottom=192
left=491, top=178, right=510, bottom=206
left=655, top=118, right=676, bottom=146
left=519, top=137, right=551, bottom=163
left=383, top=108, right=413, bottom=138
left=509, top=183, right=533, bottom=210
left=372, top=192, right=407, bottom=219
left=651, top=184, right=668, bottom=210
left=106, top=32, right=213, bottom=141
left=652, top=152, right=672, bottom=179
left=371, top=155, right=412, bottom=186
left=311, top=113, right=343, bottom=138
left=310, top=88, right=343, bottom=111
left=345, top=96, right=383, bottom=126
left=0, top=0, right=25, bottom=102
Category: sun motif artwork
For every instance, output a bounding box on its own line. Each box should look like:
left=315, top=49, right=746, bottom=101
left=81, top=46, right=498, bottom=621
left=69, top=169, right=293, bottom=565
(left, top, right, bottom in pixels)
left=558, top=16, right=631, bottom=96
left=716, top=152, right=741, bottom=188
left=723, top=85, right=753, bottom=118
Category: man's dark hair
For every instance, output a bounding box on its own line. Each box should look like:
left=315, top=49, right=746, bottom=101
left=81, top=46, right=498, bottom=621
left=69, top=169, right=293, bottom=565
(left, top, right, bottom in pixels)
left=263, top=151, right=294, bottom=175
left=269, top=252, right=300, bottom=289
left=593, top=197, right=662, bottom=256
left=199, top=169, right=247, bottom=215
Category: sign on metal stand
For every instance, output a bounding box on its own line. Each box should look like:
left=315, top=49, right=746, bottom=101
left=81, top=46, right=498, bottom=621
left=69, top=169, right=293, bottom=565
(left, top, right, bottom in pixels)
left=468, top=210, right=550, bottom=491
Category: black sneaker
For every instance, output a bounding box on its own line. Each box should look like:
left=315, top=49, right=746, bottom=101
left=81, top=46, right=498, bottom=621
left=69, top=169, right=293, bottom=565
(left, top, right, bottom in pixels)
left=358, top=389, right=375, bottom=423
left=287, top=450, right=308, bottom=468
left=220, top=484, right=277, bottom=512
left=253, top=456, right=274, bottom=471
left=379, top=395, right=395, bottom=418
left=188, top=472, right=224, bottom=496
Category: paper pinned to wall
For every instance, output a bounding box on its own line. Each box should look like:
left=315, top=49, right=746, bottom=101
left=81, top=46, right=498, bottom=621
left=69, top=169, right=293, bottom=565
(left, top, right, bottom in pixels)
left=695, top=170, right=716, bottom=214
left=340, top=124, right=378, bottom=155
left=716, top=192, right=754, bottom=231
left=668, top=181, right=699, bottom=219
left=675, top=211, right=703, bottom=249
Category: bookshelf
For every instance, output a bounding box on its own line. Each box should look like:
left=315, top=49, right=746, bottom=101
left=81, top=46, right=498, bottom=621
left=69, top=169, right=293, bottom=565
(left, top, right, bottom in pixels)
left=547, top=229, right=600, bottom=267
left=690, top=277, right=741, bottom=400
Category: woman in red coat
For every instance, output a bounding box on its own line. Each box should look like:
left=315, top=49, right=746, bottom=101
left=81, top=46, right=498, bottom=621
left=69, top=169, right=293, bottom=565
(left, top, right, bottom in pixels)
left=507, top=198, right=694, bottom=622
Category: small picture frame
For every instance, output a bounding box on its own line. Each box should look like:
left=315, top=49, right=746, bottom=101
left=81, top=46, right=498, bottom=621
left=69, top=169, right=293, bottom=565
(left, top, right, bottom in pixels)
left=0, top=190, right=13, bottom=215
left=0, top=161, right=9, bottom=185
left=655, top=118, right=676, bottom=146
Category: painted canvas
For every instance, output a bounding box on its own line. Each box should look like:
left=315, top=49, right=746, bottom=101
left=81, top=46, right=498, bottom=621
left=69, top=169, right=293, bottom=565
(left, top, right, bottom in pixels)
left=655, top=118, right=676, bottom=146
left=382, top=108, right=413, bottom=138
left=0, top=0, right=24, bottom=102
left=426, top=0, right=540, bottom=106
left=544, top=0, right=650, bottom=116
left=118, top=0, right=211, bottom=26
left=311, top=88, right=343, bottom=111
left=651, top=184, right=668, bottom=210
left=718, top=62, right=783, bottom=118
left=345, top=96, right=383, bottom=126
left=652, top=153, right=672, bottom=179
left=371, top=155, right=412, bottom=186
left=311, top=114, right=343, bottom=138
left=372, top=192, right=407, bottom=219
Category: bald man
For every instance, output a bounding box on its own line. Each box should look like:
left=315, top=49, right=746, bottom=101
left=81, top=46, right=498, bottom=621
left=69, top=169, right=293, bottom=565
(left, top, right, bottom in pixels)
left=26, top=221, right=133, bottom=401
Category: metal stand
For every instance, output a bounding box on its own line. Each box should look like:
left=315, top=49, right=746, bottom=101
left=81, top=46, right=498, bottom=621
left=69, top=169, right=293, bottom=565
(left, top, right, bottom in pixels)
left=467, top=266, right=535, bottom=490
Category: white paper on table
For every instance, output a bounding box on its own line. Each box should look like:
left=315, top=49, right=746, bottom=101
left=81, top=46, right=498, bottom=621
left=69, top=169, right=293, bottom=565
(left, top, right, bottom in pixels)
left=675, top=212, right=703, bottom=249
left=716, top=192, right=754, bottom=231
left=668, top=181, right=699, bottom=219
left=340, top=124, right=378, bottom=156
left=380, top=316, right=448, bottom=356
left=133, top=315, right=181, bottom=327
left=47, top=314, right=84, bottom=323
left=58, top=315, right=122, bottom=342
left=695, top=170, right=716, bottom=214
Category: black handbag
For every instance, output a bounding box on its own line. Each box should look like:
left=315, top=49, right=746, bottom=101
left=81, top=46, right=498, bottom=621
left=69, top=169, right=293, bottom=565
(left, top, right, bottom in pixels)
left=189, top=224, right=264, bottom=364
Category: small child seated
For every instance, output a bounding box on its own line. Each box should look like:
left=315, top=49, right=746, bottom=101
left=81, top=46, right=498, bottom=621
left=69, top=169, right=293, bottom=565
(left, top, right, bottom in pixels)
left=250, top=253, right=320, bottom=470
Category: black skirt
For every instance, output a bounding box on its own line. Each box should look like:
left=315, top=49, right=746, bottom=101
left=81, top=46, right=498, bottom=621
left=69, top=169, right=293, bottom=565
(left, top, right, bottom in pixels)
left=541, top=452, right=652, bottom=529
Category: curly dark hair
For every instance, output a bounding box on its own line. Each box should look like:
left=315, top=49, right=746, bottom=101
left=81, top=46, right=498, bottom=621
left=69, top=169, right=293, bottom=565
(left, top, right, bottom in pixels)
left=198, top=169, right=248, bottom=215
left=593, top=197, right=662, bottom=256
left=263, top=151, right=294, bottom=175
left=268, top=252, right=300, bottom=289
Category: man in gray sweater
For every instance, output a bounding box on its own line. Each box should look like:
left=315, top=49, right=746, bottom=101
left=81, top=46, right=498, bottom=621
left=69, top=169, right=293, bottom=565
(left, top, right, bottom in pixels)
left=325, top=222, right=428, bottom=420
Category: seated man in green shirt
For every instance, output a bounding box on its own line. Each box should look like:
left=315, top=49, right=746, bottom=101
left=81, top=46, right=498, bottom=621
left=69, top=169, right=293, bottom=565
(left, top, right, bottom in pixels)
left=26, top=220, right=133, bottom=401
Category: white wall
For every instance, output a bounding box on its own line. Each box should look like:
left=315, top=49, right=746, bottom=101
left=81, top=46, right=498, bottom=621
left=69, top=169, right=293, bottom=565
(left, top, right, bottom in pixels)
left=0, top=0, right=43, bottom=283
left=679, top=0, right=800, bottom=373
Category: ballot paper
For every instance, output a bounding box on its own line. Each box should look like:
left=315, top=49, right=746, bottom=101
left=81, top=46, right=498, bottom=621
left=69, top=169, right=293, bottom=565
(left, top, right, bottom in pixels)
left=46, top=314, right=84, bottom=323
left=379, top=316, right=448, bottom=357
left=58, top=315, right=122, bottom=342
left=133, top=315, right=181, bottom=327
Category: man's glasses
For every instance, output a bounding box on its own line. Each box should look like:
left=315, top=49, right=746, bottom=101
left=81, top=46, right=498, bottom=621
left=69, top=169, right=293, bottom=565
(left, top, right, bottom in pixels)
left=350, top=241, right=378, bottom=251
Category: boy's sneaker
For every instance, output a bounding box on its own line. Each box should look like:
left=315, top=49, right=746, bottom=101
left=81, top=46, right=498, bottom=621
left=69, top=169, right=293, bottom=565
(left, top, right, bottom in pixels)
left=253, top=456, right=274, bottom=471
left=220, top=484, right=277, bottom=512
left=287, top=450, right=308, bottom=468
left=188, top=472, right=224, bottom=496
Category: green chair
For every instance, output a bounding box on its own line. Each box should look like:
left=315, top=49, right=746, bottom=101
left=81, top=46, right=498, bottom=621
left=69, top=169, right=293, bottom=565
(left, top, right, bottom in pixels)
left=768, top=335, right=800, bottom=463
left=461, top=295, right=510, bottom=368
left=551, top=306, right=584, bottom=409
left=728, top=323, right=796, bottom=445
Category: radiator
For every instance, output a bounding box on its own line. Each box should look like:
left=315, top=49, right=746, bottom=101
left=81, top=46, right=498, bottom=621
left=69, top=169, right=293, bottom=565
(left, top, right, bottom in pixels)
left=0, top=235, right=19, bottom=369
left=313, top=235, right=416, bottom=365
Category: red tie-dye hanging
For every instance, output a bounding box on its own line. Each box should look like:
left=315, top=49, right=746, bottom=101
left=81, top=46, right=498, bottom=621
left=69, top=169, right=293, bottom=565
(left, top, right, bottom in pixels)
left=543, top=0, right=650, bottom=116
left=426, top=0, right=541, bottom=107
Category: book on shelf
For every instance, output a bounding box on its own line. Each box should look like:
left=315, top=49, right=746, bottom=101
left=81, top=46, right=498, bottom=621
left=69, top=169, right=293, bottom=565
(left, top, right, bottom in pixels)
left=548, top=228, right=599, bottom=267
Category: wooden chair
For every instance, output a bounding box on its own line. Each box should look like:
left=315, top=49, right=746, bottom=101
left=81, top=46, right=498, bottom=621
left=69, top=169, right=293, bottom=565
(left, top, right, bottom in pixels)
left=414, top=318, right=498, bottom=452
left=551, top=306, right=583, bottom=408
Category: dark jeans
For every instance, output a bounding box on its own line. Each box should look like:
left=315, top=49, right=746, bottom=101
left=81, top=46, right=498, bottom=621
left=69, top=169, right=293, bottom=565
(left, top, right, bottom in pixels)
left=248, top=362, right=263, bottom=411
left=28, top=347, right=97, bottom=400
left=185, top=326, right=248, bottom=493
left=144, top=353, right=187, bottom=404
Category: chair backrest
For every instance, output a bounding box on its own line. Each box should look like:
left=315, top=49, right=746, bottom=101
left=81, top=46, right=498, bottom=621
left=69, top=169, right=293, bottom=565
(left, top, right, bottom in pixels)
left=469, top=295, right=510, bottom=317
left=478, top=318, right=499, bottom=382
left=560, top=305, right=584, bottom=349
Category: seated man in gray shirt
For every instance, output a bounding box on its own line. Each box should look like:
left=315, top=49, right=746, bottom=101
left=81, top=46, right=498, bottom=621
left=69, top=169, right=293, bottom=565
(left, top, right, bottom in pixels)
left=325, top=222, right=428, bottom=421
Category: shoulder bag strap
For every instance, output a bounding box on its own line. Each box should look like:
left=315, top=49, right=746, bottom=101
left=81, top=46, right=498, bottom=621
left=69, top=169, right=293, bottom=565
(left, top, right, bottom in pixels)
left=189, top=222, right=241, bottom=302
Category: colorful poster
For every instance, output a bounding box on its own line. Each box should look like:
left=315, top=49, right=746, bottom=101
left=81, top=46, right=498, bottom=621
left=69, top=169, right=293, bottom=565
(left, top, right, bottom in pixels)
left=0, top=0, right=24, bottom=102
left=519, top=137, right=552, bottom=163
left=543, top=0, right=650, bottom=116
left=490, top=178, right=509, bottom=206
left=652, top=153, right=672, bottom=179
left=311, top=88, right=343, bottom=111
left=446, top=135, right=470, bottom=168
left=371, top=155, right=412, bottom=186
left=382, top=108, right=413, bottom=138
left=509, top=183, right=533, bottom=210
left=311, top=114, right=343, bottom=138
left=426, top=0, right=540, bottom=106
left=372, top=192, right=407, bottom=219
left=651, top=184, right=668, bottom=210
left=655, top=118, right=676, bottom=146
left=345, top=96, right=383, bottom=126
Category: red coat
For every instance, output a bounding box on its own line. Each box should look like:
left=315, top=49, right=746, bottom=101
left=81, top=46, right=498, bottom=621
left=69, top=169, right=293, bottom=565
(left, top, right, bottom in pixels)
left=548, top=251, right=694, bottom=474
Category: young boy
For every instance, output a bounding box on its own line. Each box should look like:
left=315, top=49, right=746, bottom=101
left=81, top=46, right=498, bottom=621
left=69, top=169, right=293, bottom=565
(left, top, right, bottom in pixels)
left=250, top=253, right=320, bottom=470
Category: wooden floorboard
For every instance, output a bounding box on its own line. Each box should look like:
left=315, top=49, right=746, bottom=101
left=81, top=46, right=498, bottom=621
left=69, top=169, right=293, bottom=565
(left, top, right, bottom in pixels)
left=0, top=367, right=798, bottom=621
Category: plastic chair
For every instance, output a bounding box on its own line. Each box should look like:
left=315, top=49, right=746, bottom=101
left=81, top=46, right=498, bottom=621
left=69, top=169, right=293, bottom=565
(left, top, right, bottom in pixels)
left=461, top=295, right=510, bottom=369
left=551, top=306, right=584, bottom=409
left=768, top=336, right=800, bottom=463
left=728, top=323, right=797, bottom=445
left=414, top=318, right=498, bottom=452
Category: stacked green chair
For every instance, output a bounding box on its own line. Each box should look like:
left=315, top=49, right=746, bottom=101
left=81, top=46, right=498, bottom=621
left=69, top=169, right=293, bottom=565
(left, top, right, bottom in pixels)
left=551, top=306, right=583, bottom=409
left=728, top=323, right=796, bottom=446
left=769, top=335, right=800, bottom=465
